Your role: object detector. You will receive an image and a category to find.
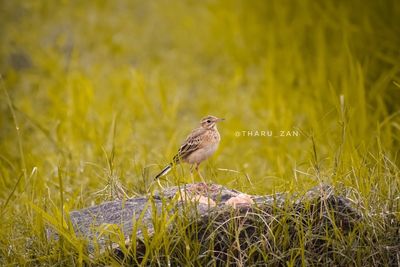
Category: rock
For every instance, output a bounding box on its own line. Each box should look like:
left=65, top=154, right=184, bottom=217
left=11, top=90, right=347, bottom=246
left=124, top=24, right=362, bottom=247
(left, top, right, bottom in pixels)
left=47, top=183, right=361, bottom=258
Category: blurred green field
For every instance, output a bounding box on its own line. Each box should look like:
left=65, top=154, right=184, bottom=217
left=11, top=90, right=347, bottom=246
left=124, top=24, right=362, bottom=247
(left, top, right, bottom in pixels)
left=1, top=0, right=400, bottom=265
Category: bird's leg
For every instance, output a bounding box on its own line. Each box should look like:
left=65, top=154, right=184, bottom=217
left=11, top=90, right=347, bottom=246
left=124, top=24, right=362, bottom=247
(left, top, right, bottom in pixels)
left=190, top=164, right=194, bottom=183
left=195, top=163, right=206, bottom=185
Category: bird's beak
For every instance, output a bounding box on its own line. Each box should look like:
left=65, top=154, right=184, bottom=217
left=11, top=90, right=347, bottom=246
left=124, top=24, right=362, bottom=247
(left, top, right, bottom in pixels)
left=217, top=118, right=225, bottom=122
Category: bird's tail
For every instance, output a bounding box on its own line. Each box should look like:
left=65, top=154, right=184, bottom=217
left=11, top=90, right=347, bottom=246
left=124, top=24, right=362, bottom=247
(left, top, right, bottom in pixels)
left=154, top=164, right=172, bottom=180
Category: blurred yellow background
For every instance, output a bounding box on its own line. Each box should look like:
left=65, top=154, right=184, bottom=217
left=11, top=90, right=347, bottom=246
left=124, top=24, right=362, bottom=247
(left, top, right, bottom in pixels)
left=1, top=0, right=399, bottom=197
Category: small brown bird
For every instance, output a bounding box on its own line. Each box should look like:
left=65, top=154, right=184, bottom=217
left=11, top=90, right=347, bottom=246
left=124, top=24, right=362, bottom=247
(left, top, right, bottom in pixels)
left=155, top=115, right=224, bottom=180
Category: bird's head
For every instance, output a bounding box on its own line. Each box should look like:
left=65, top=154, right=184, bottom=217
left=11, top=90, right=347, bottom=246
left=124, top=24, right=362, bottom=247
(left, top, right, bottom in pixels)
left=200, top=115, right=224, bottom=129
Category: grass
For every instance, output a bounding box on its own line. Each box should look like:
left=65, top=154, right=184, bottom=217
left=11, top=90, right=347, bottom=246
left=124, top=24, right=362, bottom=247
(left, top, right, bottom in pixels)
left=1, top=0, right=399, bottom=265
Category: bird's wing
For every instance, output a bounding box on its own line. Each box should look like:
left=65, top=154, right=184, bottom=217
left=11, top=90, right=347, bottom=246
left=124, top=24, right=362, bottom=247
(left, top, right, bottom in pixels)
left=173, top=127, right=206, bottom=163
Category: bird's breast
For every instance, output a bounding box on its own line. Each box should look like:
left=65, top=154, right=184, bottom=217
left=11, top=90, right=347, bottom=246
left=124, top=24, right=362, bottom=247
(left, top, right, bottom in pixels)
left=185, top=129, right=220, bottom=164
left=185, top=142, right=219, bottom=164
left=209, top=129, right=221, bottom=143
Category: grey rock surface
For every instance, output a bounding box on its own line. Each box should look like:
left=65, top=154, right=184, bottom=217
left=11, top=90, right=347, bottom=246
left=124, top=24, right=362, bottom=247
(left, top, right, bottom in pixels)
left=54, top=183, right=359, bottom=256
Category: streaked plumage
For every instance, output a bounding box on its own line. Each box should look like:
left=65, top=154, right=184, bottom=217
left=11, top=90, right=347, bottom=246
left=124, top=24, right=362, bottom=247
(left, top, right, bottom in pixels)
left=155, top=115, right=224, bottom=180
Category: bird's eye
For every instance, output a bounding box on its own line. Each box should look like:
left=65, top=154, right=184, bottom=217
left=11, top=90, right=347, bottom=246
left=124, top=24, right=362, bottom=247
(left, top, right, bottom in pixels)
left=206, top=119, right=211, bottom=123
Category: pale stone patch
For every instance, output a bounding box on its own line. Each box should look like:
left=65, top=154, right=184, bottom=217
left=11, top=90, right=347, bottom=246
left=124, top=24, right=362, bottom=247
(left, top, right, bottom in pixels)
left=225, top=193, right=254, bottom=208
left=175, top=189, right=216, bottom=207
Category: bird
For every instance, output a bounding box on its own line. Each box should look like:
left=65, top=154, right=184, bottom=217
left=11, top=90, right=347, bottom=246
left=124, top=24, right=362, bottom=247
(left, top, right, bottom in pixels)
left=155, top=115, right=224, bottom=182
